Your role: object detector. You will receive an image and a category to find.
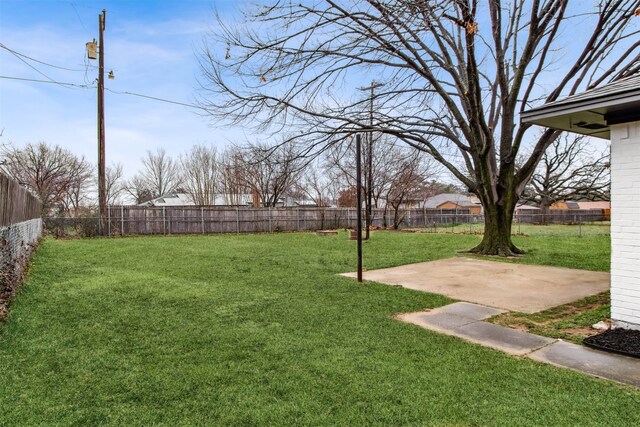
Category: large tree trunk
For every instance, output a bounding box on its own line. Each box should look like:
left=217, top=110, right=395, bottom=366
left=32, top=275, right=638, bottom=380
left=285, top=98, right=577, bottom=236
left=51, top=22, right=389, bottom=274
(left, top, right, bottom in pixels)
left=467, top=192, right=524, bottom=257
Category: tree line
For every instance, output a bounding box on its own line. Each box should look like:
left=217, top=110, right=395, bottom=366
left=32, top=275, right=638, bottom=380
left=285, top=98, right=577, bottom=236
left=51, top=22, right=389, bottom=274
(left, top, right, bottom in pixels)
left=0, top=136, right=450, bottom=226
left=0, top=130, right=609, bottom=230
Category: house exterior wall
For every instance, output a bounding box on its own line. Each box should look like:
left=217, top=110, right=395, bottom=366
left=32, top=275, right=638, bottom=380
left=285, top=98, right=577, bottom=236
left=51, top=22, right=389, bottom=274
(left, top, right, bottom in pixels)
left=610, top=121, right=640, bottom=330
left=437, top=201, right=461, bottom=210
left=435, top=201, right=482, bottom=214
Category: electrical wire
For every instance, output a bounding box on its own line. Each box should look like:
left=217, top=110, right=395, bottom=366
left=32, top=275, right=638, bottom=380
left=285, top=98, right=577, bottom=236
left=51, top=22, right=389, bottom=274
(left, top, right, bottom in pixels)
left=0, top=75, right=204, bottom=109
left=69, top=2, right=93, bottom=38
left=105, top=88, right=207, bottom=110
left=0, top=75, right=95, bottom=89
left=0, top=43, right=87, bottom=72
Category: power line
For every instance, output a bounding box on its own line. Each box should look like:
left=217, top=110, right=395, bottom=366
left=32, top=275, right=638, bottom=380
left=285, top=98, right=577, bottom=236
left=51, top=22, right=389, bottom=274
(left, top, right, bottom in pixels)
left=105, top=88, right=207, bottom=110
left=0, top=43, right=86, bottom=72
left=0, top=75, right=95, bottom=89
left=69, top=2, right=93, bottom=38
left=2, top=45, right=57, bottom=83
left=1, top=73, right=206, bottom=110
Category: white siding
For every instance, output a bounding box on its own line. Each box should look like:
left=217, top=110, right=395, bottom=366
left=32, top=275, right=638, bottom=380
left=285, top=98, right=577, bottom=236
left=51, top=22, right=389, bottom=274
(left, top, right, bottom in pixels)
left=610, top=121, right=640, bottom=329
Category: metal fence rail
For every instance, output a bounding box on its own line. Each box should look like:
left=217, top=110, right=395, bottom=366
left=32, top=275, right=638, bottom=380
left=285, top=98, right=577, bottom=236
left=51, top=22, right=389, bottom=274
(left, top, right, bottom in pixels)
left=46, top=206, right=609, bottom=237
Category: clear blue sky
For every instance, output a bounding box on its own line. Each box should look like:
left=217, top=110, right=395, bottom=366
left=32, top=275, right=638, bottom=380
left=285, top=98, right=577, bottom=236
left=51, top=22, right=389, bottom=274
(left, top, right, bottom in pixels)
left=0, top=0, right=244, bottom=177
left=1, top=1, right=614, bottom=182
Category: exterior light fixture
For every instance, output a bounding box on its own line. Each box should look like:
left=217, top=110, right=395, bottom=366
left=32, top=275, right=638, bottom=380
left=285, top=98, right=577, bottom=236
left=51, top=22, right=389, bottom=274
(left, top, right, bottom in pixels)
left=108, top=70, right=114, bottom=80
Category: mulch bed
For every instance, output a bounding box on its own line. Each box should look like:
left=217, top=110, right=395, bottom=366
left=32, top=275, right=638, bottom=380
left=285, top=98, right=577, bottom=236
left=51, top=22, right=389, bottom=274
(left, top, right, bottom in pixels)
left=583, top=328, right=640, bottom=359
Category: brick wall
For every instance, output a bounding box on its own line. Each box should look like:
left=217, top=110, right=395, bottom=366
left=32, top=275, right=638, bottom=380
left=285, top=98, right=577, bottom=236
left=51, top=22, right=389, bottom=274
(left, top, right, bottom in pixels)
left=610, top=121, right=640, bottom=329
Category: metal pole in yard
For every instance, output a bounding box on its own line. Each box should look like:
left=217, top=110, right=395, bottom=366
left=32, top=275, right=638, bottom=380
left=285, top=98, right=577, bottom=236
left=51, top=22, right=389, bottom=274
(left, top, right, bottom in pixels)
left=424, top=206, right=427, bottom=228
left=356, top=134, right=363, bottom=283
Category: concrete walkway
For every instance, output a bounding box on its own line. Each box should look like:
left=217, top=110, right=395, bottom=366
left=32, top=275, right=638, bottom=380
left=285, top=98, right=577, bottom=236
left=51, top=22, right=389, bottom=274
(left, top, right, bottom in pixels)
left=342, top=257, right=610, bottom=313
left=397, top=302, right=640, bottom=388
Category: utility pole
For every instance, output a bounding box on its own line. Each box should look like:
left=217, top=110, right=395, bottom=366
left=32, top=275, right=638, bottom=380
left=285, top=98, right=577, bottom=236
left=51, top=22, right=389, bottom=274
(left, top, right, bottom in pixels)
left=358, top=80, right=383, bottom=240
left=97, top=10, right=107, bottom=235
left=355, top=134, right=363, bottom=283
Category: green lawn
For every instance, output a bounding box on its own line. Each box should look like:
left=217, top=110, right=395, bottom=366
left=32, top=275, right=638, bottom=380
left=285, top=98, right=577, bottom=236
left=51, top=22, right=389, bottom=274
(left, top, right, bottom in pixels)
left=2, top=230, right=637, bottom=426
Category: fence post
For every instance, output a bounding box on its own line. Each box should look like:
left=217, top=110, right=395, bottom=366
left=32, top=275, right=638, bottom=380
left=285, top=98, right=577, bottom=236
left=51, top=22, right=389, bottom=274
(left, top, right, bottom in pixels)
left=107, top=205, right=111, bottom=236
left=163, top=207, right=166, bottom=235
left=297, top=208, right=300, bottom=231
left=236, top=208, right=240, bottom=234
left=201, top=207, right=205, bottom=234
left=269, top=206, right=272, bottom=232
left=121, top=205, right=124, bottom=236
left=423, top=206, right=427, bottom=228
left=167, top=209, right=171, bottom=234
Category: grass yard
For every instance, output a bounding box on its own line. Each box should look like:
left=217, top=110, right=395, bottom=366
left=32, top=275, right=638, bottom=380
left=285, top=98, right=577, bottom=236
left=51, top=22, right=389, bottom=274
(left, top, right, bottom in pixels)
left=2, top=229, right=637, bottom=426
left=489, top=291, right=611, bottom=344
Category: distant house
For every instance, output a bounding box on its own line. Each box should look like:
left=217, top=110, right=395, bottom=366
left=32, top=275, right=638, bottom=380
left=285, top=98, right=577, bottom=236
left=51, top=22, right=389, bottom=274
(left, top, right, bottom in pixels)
left=549, top=200, right=610, bottom=210
left=515, top=204, right=540, bottom=213
left=550, top=201, right=580, bottom=210
left=423, top=193, right=483, bottom=214
left=576, top=201, right=610, bottom=210
left=138, top=193, right=254, bottom=207
left=138, top=193, right=316, bottom=208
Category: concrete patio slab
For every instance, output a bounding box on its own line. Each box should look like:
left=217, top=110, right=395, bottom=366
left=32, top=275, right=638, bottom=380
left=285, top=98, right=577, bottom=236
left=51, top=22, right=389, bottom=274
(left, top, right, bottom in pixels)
left=453, top=322, right=556, bottom=356
left=342, top=257, right=609, bottom=313
left=529, top=340, right=640, bottom=388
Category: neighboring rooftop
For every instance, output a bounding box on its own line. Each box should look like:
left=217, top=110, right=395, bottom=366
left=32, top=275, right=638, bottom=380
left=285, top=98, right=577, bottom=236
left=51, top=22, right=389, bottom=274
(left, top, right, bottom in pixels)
left=521, top=74, right=640, bottom=139
left=139, top=193, right=254, bottom=207
left=577, top=201, right=610, bottom=210
left=423, top=193, right=480, bottom=209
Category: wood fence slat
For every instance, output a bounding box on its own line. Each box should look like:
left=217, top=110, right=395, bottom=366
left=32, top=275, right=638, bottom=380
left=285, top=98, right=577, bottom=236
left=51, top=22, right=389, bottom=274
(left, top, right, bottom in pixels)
left=0, top=172, right=41, bottom=227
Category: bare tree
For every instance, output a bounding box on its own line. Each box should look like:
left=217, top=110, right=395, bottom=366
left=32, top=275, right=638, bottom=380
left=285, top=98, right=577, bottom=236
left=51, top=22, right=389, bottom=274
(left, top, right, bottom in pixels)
left=138, top=148, right=181, bottom=198
left=236, top=141, right=303, bottom=207
left=180, top=145, right=220, bottom=205
left=124, top=176, right=154, bottom=205
left=523, top=134, right=610, bottom=216
left=199, top=0, right=639, bottom=255
left=297, top=161, right=334, bottom=206
left=324, top=134, right=395, bottom=211
left=1, top=142, right=91, bottom=216
left=104, top=163, right=125, bottom=205
left=219, top=148, right=252, bottom=205
left=385, top=151, right=438, bottom=229
left=61, top=156, right=93, bottom=216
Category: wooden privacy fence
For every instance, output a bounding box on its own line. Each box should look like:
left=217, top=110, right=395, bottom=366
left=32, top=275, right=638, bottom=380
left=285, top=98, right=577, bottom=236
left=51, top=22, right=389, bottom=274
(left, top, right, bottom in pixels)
left=99, top=206, right=472, bottom=236
left=46, top=206, right=609, bottom=237
left=515, top=208, right=608, bottom=224
left=0, top=172, right=41, bottom=227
